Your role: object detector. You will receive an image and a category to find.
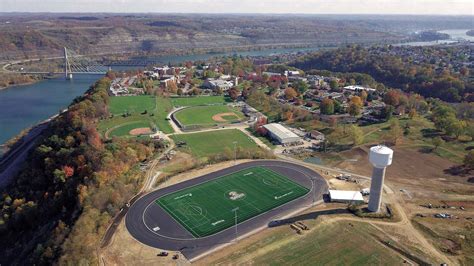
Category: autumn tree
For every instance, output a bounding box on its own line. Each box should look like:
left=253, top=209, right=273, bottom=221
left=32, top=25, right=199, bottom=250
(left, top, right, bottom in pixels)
left=384, top=90, right=401, bottom=107
left=408, top=108, right=417, bottom=119
left=348, top=96, right=363, bottom=116
left=228, top=88, right=240, bottom=101
left=432, top=136, right=444, bottom=151
left=350, top=125, right=364, bottom=145
left=320, top=98, right=334, bottom=115
left=386, top=119, right=403, bottom=145
left=329, top=79, right=339, bottom=90
left=284, top=87, right=298, bottom=100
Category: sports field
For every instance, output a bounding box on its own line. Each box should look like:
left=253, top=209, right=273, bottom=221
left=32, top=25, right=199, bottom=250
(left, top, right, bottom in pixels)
left=170, top=129, right=258, bottom=158
left=156, top=166, right=309, bottom=237
left=109, top=95, right=156, bottom=115
left=174, top=105, right=244, bottom=127
left=109, top=121, right=151, bottom=137
left=171, top=96, right=229, bottom=107
left=98, top=95, right=174, bottom=137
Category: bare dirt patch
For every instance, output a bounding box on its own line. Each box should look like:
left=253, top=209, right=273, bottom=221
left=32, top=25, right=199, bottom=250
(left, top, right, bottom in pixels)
left=129, top=127, right=152, bottom=136
left=333, top=146, right=473, bottom=194
left=211, top=112, right=239, bottom=122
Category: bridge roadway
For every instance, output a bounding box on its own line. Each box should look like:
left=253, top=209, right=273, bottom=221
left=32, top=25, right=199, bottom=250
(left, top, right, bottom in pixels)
left=15, top=71, right=107, bottom=75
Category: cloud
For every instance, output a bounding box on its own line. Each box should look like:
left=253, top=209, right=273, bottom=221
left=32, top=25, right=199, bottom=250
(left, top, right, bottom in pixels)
left=0, top=0, right=472, bottom=15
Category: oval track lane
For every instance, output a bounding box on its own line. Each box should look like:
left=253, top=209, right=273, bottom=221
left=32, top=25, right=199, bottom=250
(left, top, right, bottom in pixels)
left=125, top=160, right=328, bottom=260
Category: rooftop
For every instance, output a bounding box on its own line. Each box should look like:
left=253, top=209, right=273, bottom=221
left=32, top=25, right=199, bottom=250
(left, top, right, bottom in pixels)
left=328, top=190, right=364, bottom=201
left=263, top=123, right=299, bottom=140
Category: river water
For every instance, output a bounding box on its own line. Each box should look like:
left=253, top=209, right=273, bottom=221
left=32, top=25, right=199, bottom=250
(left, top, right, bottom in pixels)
left=395, top=29, right=473, bottom=46
left=0, top=47, right=323, bottom=148
left=0, top=75, right=101, bottom=146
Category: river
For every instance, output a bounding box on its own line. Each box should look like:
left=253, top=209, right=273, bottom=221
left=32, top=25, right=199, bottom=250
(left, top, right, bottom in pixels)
left=0, top=74, right=101, bottom=147
left=0, top=46, right=323, bottom=150
left=395, top=29, right=473, bottom=46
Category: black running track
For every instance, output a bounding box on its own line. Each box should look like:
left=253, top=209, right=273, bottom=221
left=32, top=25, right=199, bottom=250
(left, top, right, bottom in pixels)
left=125, top=160, right=328, bottom=260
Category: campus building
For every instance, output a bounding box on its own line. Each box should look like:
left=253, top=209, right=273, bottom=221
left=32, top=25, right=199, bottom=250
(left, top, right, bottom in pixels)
left=263, top=123, right=301, bottom=145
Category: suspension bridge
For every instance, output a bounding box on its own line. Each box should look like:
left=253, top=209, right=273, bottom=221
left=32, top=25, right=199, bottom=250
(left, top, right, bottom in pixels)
left=5, top=47, right=110, bottom=79
left=63, top=47, right=109, bottom=79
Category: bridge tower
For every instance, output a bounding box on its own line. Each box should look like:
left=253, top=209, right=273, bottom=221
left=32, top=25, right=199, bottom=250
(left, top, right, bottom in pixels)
left=64, top=47, right=73, bottom=80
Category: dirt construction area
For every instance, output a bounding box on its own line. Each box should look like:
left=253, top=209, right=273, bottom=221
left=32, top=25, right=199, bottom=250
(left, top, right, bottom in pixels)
left=211, top=112, right=240, bottom=122
left=129, top=127, right=153, bottom=136
left=100, top=146, right=474, bottom=265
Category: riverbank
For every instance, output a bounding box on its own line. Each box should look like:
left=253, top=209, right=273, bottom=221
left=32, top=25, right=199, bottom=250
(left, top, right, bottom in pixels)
left=0, top=73, right=43, bottom=90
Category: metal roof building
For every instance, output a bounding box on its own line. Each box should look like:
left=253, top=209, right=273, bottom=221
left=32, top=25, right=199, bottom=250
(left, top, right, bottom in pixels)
left=263, top=123, right=301, bottom=144
left=328, top=190, right=364, bottom=204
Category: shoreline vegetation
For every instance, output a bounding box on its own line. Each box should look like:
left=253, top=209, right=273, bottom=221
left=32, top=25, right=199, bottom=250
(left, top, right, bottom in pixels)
left=0, top=73, right=42, bottom=90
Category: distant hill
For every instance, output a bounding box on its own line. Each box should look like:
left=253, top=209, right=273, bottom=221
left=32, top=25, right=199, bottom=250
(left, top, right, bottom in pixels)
left=0, top=14, right=404, bottom=60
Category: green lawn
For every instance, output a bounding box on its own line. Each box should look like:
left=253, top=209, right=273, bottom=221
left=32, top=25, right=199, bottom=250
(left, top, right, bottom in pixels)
left=98, top=96, right=174, bottom=137
left=156, top=166, right=309, bottom=237
left=155, top=97, right=174, bottom=133
left=109, top=95, right=156, bottom=115
left=109, top=121, right=151, bottom=137
left=224, top=221, right=405, bottom=265
left=175, top=105, right=245, bottom=127
left=170, top=129, right=258, bottom=158
left=171, top=96, right=229, bottom=107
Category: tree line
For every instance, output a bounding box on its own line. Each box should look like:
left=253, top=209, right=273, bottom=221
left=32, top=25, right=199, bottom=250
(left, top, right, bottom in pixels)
left=0, top=78, right=166, bottom=264
left=291, top=45, right=472, bottom=102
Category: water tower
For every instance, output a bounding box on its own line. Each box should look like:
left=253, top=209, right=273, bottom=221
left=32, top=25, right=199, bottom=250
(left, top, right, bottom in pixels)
left=368, top=145, right=393, bottom=212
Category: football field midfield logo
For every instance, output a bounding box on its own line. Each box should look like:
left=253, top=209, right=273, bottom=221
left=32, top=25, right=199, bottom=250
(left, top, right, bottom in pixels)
left=227, top=190, right=246, bottom=200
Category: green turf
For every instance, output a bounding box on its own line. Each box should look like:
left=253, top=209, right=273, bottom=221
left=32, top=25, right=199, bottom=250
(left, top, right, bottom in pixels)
left=109, top=95, right=156, bottom=115
left=109, top=121, right=151, bottom=137
left=170, top=129, right=258, bottom=158
left=174, top=105, right=244, bottom=127
left=171, top=96, right=229, bottom=107
left=98, top=96, right=174, bottom=137
left=156, top=166, right=309, bottom=237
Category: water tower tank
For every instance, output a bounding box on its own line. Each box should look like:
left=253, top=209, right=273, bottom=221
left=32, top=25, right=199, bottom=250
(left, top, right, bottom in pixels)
left=369, top=145, right=393, bottom=168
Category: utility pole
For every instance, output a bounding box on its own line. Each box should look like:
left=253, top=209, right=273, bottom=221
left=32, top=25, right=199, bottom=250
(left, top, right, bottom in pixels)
left=232, top=207, right=239, bottom=242
left=233, top=141, right=237, bottom=165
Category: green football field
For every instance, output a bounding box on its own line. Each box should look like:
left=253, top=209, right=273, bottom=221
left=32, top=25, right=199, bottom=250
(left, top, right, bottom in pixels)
left=156, top=166, right=309, bottom=238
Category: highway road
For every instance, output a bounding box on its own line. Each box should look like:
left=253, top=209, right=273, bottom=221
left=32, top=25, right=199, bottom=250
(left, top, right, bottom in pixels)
left=0, top=123, right=48, bottom=188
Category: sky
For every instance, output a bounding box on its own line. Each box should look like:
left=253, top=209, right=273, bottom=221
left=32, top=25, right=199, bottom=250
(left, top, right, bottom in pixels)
left=0, top=0, right=473, bottom=15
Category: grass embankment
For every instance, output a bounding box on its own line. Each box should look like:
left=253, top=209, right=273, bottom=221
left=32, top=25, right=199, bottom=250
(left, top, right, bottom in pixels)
left=170, top=96, right=229, bottom=107
left=174, top=105, right=244, bottom=127
left=170, top=129, right=260, bottom=160
left=98, top=95, right=174, bottom=137
left=210, top=221, right=404, bottom=265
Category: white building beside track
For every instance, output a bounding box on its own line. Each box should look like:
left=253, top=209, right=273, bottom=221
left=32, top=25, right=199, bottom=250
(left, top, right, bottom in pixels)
left=328, top=190, right=364, bottom=204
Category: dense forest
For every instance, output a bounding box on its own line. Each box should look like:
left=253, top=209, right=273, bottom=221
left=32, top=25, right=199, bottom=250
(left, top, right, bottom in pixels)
left=0, top=78, right=166, bottom=264
left=291, top=45, right=473, bottom=102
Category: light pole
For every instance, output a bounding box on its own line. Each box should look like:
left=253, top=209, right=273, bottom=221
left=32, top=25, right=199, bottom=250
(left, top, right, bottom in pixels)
left=233, top=141, right=238, bottom=165
left=232, top=207, right=239, bottom=241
